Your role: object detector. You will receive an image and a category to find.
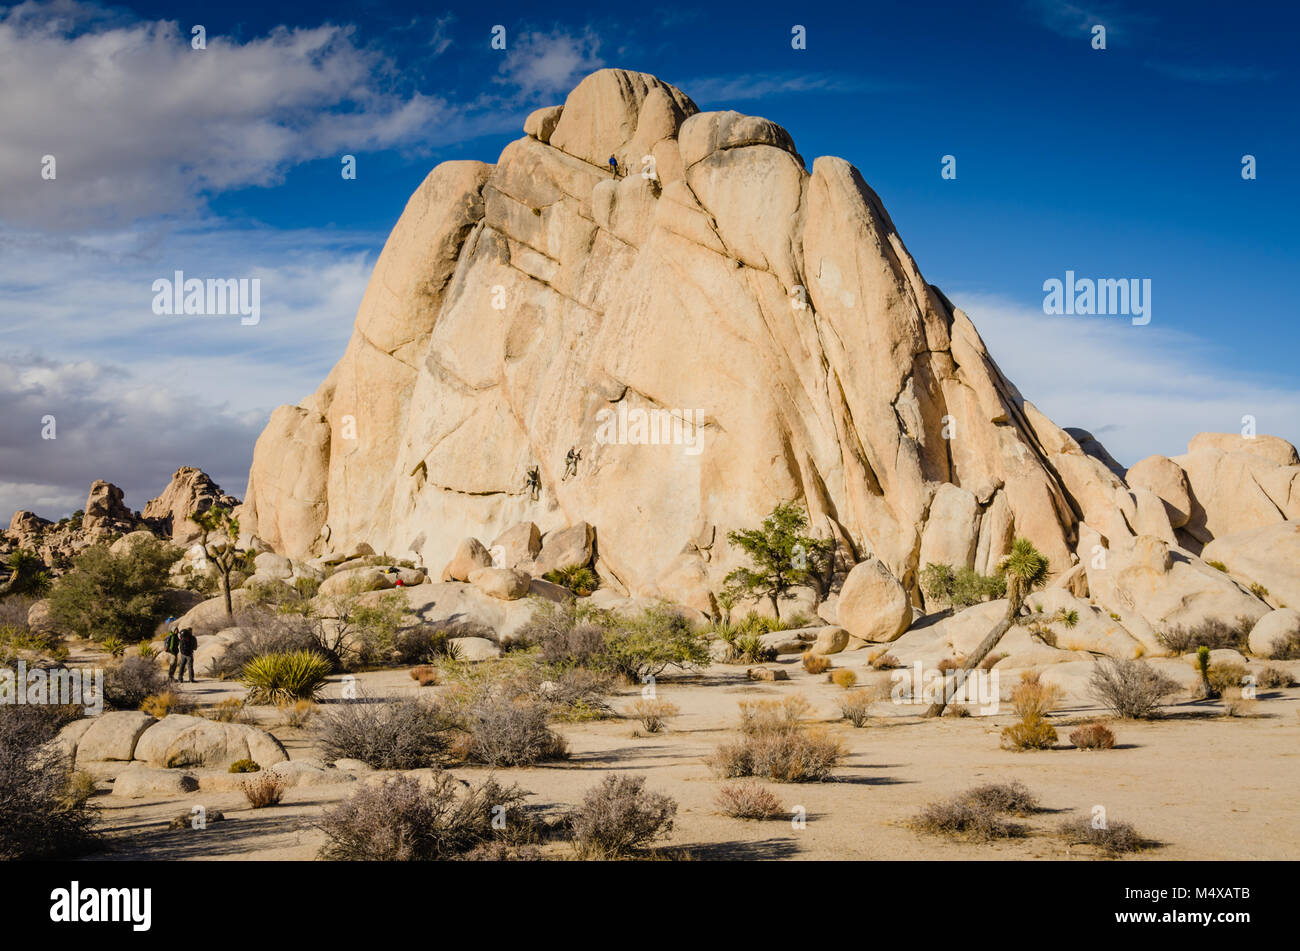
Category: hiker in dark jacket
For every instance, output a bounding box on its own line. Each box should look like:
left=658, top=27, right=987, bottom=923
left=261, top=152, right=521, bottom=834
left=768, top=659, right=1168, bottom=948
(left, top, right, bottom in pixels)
left=176, top=627, right=198, bottom=683
left=163, top=618, right=181, bottom=681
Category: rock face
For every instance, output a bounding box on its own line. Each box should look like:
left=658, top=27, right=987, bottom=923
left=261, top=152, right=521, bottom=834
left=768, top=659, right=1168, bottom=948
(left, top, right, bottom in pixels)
left=235, top=68, right=1298, bottom=627
left=83, top=480, right=138, bottom=536
left=142, top=467, right=240, bottom=544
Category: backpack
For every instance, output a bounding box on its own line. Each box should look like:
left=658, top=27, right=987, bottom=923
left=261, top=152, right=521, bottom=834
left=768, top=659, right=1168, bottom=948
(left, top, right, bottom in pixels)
left=164, top=631, right=180, bottom=654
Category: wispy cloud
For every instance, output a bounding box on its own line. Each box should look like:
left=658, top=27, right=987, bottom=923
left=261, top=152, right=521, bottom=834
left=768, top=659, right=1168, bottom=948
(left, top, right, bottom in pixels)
left=1025, top=0, right=1152, bottom=41
left=1145, top=61, right=1280, bottom=84
left=953, top=292, right=1300, bottom=467
left=678, top=71, right=896, bottom=106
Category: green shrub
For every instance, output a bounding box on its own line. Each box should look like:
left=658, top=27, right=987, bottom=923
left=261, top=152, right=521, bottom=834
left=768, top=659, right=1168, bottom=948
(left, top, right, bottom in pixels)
left=100, top=635, right=127, bottom=658
left=46, top=538, right=181, bottom=643
left=597, top=605, right=711, bottom=682
left=240, top=650, right=332, bottom=704
left=920, top=562, right=1006, bottom=609
left=542, top=564, right=599, bottom=595
left=1, top=549, right=51, bottom=597
left=228, top=758, right=261, bottom=774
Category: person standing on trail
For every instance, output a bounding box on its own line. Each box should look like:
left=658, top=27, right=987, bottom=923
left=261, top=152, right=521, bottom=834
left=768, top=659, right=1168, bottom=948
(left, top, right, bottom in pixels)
left=163, top=618, right=181, bottom=681
left=176, top=627, right=198, bottom=683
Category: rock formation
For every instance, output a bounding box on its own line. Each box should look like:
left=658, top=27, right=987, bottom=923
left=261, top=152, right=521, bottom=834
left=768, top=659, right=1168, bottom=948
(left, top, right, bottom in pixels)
left=142, top=466, right=241, bottom=544
left=237, top=68, right=1294, bottom=639
left=2, top=468, right=239, bottom=572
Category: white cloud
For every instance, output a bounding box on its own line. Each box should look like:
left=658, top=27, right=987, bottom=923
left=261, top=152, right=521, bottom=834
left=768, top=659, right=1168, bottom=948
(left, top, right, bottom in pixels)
left=951, top=292, right=1300, bottom=468
left=0, top=220, right=379, bottom=519
left=494, top=27, right=604, bottom=101
left=0, top=352, right=266, bottom=520
left=0, top=1, right=449, bottom=229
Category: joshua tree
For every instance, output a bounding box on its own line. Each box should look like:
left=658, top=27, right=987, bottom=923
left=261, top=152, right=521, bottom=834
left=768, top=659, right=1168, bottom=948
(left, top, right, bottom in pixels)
left=191, top=506, right=243, bottom=619
left=723, top=502, right=835, bottom=620
left=925, top=537, right=1051, bottom=717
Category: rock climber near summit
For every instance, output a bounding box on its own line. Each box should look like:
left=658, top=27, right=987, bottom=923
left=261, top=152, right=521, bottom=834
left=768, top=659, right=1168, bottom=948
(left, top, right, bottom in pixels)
left=524, top=466, right=541, bottom=501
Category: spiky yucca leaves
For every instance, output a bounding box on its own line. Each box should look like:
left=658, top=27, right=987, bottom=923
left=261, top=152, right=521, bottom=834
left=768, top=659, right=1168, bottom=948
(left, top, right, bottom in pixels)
left=240, top=650, right=332, bottom=704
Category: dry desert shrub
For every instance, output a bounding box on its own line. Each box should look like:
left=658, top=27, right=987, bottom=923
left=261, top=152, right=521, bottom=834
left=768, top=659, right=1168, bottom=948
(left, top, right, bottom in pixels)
left=1010, top=671, right=1062, bottom=719
left=1001, top=716, right=1058, bottom=751
left=627, top=698, right=678, bottom=733
left=278, top=699, right=316, bottom=728
left=715, top=781, right=785, bottom=820
left=960, top=781, right=1039, bottom=815
left=463, top=692, right=567, bottom=766
left=317, top=696, right=458, bottom=770
left=569, top=775, right=677, bottom=859
left=1255, top=665, right=1294, bottom=688
left=1069, top=722, right=1116, bottom=749
left=802, top=652, right=831, bottom=674
left=1059, top=816, right=1150, bottom=855
left=979, top=652, right=1009, bottom=670
left=139, top=691, right=197, bottom=718
left=712, top=696, right=841, bottom=783
left=0, top=704, right=100, bottom=859
left=830, top=668, right=858, bottom=689
left=104, top=656, right=167, bottom=710
left=241, top=772, right=286, bottom=808
left=410, top=664, right=441, bottom=687
left=838, top=689, right=873, bottom=727
left=1089, top=656, right=1180, bottom=719
left=870, top=652, right=901, bottom=670
left=913, top=799, right=1025, bottom=841
left=316, top=772, right=528, bottom=861
left=1206, top=661, right=1249, bottom=695
left=1157, top=617, right=1251, bottom=653
left=205, top=697, right=255, bottom=724
left=1219, top=686, right=1256, bottom=717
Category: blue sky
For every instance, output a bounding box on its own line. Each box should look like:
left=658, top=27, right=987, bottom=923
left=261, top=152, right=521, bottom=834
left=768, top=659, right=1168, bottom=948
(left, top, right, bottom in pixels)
left=1, top=0, right=1296, bottom=519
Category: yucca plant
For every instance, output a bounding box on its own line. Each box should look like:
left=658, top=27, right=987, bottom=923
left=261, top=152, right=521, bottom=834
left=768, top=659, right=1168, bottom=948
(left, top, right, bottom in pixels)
left=240, top=651, right=331, bottom=705
left=100, top=635, right=127, bottom=658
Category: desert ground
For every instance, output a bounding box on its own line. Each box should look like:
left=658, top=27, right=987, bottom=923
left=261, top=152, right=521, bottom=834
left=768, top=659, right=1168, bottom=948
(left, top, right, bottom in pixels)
left=78, top=646, right=1300, bottom=862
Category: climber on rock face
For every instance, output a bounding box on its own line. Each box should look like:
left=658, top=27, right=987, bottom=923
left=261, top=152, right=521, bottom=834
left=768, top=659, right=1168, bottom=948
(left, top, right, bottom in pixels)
left=608, top=155, right=618, bottom=178
left=562, top=447, right=581, bottom=481
left=524, top=466, right=541, bottom=501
